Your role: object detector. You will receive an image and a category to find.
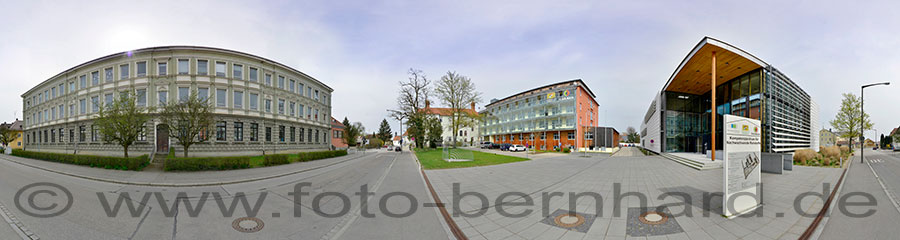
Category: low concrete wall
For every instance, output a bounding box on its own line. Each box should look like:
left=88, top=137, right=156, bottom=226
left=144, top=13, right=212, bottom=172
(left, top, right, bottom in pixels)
left=761, top=153, right=784, bottom=174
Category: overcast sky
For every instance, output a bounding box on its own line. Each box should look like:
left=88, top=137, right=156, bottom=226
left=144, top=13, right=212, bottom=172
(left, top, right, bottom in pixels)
left=2, top=0, right=899, bottom=140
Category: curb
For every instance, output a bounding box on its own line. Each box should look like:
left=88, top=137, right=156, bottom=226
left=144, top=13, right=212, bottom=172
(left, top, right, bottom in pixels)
left=799, top=157, right=850, bottom=240
left=0, top=153, right=368, bottom=187
left=412, top=151, right=468, bottom=240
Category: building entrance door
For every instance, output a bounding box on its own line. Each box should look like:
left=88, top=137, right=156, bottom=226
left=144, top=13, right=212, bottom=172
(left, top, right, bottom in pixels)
left=156, top=124, right=169, bottom=153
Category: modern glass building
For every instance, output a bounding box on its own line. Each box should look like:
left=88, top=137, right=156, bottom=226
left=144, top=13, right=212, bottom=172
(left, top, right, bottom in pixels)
left=641, top=37, right=818, bottom=154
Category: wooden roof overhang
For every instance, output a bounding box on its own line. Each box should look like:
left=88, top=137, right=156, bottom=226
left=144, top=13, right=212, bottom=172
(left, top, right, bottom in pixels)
left=662, top=37, right=768, bottom=95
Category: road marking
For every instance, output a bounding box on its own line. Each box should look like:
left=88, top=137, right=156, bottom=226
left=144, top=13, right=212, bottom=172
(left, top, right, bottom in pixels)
left=323, top=153, right=397, bottom=240
left=864, top=157, right=900, bottom=216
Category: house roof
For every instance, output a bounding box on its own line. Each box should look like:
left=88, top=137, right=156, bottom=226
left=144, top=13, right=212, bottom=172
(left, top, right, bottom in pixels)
left=1, top=120, right=22, bottom=131
left=393, top=136, right=402, bottom=141
left=484, top=79, right=596, bottom=108
left=331, top=117, right=345, bottom=129
left=891, top=127, right=899, bottom=136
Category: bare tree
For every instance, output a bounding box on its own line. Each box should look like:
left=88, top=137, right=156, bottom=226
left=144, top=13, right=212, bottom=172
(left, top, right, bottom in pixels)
left=390, top=68, right=432, bottom=148
left=93, top=90, right=153, bottom=157
left=435, top=71, right=481, bottom=147
left=159, top=91, right=214, bottom=157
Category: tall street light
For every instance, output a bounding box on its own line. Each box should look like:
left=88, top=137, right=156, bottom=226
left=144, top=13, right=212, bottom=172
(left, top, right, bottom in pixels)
left=861, top=82, right=890, bottom=163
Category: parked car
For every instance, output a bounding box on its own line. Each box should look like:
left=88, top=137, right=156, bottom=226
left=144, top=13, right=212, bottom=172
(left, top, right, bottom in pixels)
left=395, top=146, right=402, bottom=152
left=387, top=146, right=394, bottom=151
left=509, top=144, right=526, bottom=152
left=480, top=141, right=493, bottom=149
left=874, top=147, right=878, bottom=150
left=500, top=143, right=512, bottom=151
left=490, top=143, right=500, bottom=149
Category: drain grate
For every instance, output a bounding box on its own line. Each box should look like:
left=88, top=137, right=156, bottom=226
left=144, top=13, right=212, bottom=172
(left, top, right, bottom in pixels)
left=540, top=209, right=597, bottom=233
left=626, top=207, right=683, bottom=237
left=232, top=217, right=265, bottom=233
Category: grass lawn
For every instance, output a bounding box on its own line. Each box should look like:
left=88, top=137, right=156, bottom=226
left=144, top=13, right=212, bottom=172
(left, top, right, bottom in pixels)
left=414, top=148, right=529, bottom=170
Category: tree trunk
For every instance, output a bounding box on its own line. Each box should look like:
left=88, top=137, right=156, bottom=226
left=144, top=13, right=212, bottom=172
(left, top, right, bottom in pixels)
left=123, top=145, right=129, bottom=158
left=183, top=144, right=190, bottom=157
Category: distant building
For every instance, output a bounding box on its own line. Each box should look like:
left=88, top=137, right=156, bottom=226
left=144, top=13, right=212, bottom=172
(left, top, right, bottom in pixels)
left=820, top=128, right=837, bottom=147
left=331, top=117, right=347, bottom=149
left=0, top=120, right=24, bottom=149
left=420, top=100, right=480, bottom=146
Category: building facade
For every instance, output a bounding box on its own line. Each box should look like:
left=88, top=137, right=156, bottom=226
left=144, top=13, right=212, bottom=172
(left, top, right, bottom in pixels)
left=819, top=129, right=837, bottom=147
left=421, top=101, right=480, bottom=146
left=641, top=37, right=818, bottom=154
left=331, top=117, right=347, bottom=149
left=1, top=120, right=24, bottom=149
left=22, top=46, right=333, bottom=157
left=479, top=79, right=600, bottom=151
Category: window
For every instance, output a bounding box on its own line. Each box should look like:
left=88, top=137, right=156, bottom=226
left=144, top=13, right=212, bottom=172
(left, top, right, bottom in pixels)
left=80, top=75, right=87, bottom=89
left=51, top=87, right=57, bottom=98
left=250, top=123, right=258, bottom=141
left=278, top=99, right=285, bottom=114
left=265, top=99, right=272, bottom=113
left=249, top=93, right=258, bottom=110
left=198, top=88, right=209, bottom=101
left=197, top=60, right=208, bottom=75
left=158, top=62, right=167, bottom=76
left=249, top=68, right=258, bottom=82
left=308, top=128, right=313, bottom=143
left=233, top=64, right=242, bottom=79
left=540, top=133, right=546, bottom=140
left=178, top=59, right=189, bottom=75
left=80, top=99, right=86, bottom=114
left=290, top=127, right=296, bottom=142
left=307, top=87, right=312, bottom=97
left=315, top=109, right=319, bottom=120
left=278, top=76, right=285, bottom=89
left=179, top=87, right=190, bottom=103
left=216, top=121, right=226, bottom=141
left=299, top=83, right=305, bottom=96
left=158, top=91, right=167, bottom=105
left=299, top=104, right=304, bottom=117
left=120, top=64, right=129, bottom=79
left=51, top=108, right=56, bottom=120
left=279, top=125, right=285, bottom=142
left=79, top=126, right=85, bottom=142
left=300, top=128, right=305, bottom=142
left=58, top=105, right=64, bottom=118
left=289, top=79, right=295, bottom=92
left=265, top=127, right=272, bottom=142
left=105, top=68, right=113, bottom=83
left=69, top=81, right=75, bottom=92
left=315, top=90, right=319, bottom=100
left=92, top=71, right=99, bottom=85
left=104, top=93, right=113, bottom=107
left=69, top=129, right=74, bottom=142
left=138, top=124, right=146, bottom=141
left=585, top=132, right=593, bottom=140
left=265, top=74, right=272, bottom=86
left=307, top=106, right=312, bottom=119
left=289, top=102, right=295, bottom=116
left=234, top=91, right=243, bottom=109
left=234, top=122, right=243, bottom=141
left=554, top=133, right=560, bottom=140
left=91, top=96, right=99, bottom=113
left=68, top=104, right=74, bottom=117
left=91, top=125, right=98, bottom=142
left=215, top=61, right=226, bottom=77
left=136, top=62, right=147, bottom=77
left=136, top=89, right=147, bottom=107
left=216, top=89, right=226, bottom=107
left=567, top=132, right=575, bottom=140
left=315, top=130, right=319, bottom=143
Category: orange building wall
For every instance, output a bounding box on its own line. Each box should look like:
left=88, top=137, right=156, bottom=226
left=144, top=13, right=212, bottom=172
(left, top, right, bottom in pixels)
left=575, top=86, right=599, bottom=149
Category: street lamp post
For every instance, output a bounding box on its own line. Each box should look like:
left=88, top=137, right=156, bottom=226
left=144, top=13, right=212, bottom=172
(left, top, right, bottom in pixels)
left=861, top=82, right=890, bottom=163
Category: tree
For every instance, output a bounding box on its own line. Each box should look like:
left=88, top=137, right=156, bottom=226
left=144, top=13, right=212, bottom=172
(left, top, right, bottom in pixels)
left=625, top=127, right=640, bottom=143
left=830, top=93, right=872, bottom=152
left=93, top=90, right=153, bottom=157
left=377, top=119, right=392, bottom=142
left=0, top=126, right=17, bottom=148
left=341, top=118, right=364, bottom=147
left=159, top=91, right=214, bottom=157
left=434, top=71, right=481, bottom=147
left=390, top=68, right=432, bottom=148
left=426, top=115, right=443, bottom=148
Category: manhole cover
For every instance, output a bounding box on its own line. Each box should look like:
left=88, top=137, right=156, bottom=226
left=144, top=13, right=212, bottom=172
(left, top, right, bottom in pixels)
left=639, top=211, right=668, bottom=225
left=554, top=213, right=586, bottom=228
left=232, top=217, right=264, bottom=233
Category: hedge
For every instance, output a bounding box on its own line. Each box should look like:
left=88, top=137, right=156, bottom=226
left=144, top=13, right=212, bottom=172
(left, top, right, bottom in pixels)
left=165, top=156, right=251, bottom=171
left=11, top=149, right=148, bottom=171
left=263, top=150, right=348, bottom=167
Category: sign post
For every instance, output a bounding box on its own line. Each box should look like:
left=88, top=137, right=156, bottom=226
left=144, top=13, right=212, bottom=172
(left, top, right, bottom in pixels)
left=722, top=114, right=762, bottom=218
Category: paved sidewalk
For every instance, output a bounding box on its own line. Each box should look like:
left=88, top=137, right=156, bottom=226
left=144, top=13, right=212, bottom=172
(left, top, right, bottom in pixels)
left=426, top=154, right=842, bottom=240
left=611, top=147, right=643, bottom=157
left=820, top=153, right=900, bottom=239
left=470, top=148, right=570, bottom=159
left=0, top=151, right=370, bottom=186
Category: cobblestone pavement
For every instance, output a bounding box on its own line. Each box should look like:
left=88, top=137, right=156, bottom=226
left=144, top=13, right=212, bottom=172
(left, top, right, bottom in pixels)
left=425, top=154, right=842, bottom=240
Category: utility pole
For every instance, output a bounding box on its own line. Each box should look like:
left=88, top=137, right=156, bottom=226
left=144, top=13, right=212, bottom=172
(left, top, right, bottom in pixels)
left=860, top=82, right=890, bottom=163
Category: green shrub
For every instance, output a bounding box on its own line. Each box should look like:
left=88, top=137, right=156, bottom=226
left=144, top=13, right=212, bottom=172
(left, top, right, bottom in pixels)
left=11, top=149, right=148, bottom=171
left=296, top=150, right=348, bottom=162
left=562, top=148, right=571, bottom=153
left=366, top=139, right=385, bottom=149
left=165, top=156, right=251, bottom=171
left=264, top=154, right=290, bottom=166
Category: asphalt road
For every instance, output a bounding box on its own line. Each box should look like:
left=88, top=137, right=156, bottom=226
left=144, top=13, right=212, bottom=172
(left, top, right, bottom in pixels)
left=0, top=150, right=449, bottom=240
left=821, top=149, right=900, bottom=239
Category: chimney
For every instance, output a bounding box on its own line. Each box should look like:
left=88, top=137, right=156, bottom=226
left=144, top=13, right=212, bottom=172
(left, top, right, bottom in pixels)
left=471, top=102, right=476, bottom=111
left=425, top=100, right=430, bottom=109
